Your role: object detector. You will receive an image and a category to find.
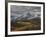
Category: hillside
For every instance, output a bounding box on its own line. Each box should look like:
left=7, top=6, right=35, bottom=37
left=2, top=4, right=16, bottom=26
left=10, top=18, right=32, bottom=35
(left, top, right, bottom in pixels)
left=11, top=17, right=41, bottom=31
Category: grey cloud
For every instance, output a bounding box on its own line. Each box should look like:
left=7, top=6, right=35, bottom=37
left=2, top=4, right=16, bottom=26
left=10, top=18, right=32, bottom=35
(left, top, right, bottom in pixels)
left=11, top=5, right=41, bottom=16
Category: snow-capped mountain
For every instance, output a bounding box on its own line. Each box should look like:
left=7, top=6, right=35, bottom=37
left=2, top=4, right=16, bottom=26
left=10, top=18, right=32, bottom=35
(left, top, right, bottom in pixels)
left=16, top=12, right=40, bottom=20
left=11, top=6, right=41, bottom=22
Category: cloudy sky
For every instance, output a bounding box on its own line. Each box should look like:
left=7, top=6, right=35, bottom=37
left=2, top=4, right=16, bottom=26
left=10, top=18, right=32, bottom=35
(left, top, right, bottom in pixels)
left=11, top=5, right=41, bottom=19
